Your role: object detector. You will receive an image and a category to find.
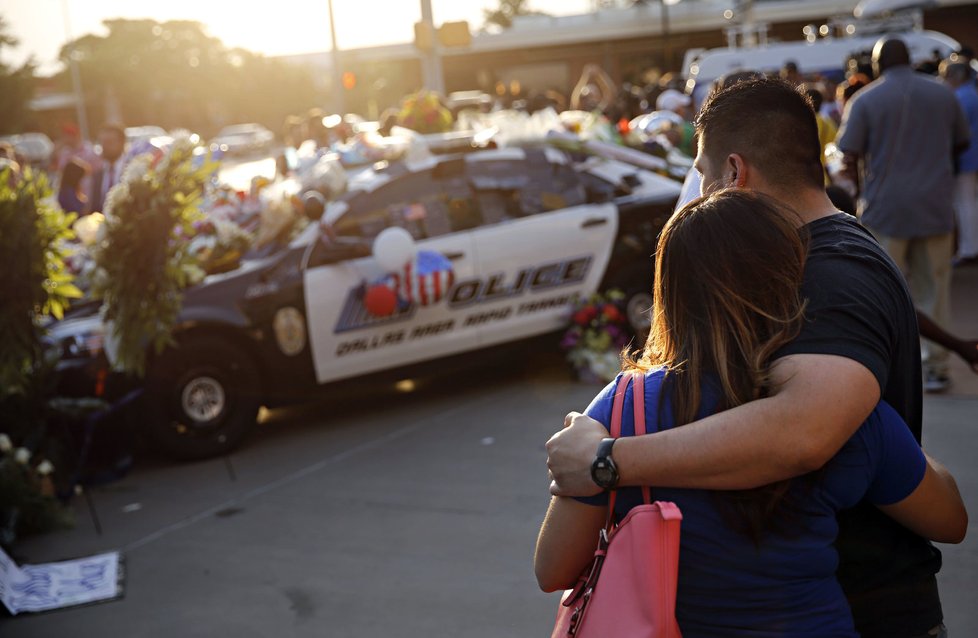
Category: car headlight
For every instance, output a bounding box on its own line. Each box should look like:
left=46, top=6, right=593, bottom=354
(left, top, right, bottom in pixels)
left=48, top=315, right=107, bottom=360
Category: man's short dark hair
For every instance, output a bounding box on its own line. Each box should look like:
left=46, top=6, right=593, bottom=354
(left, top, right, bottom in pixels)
left=805, top=87, right=824, bottom=112
left=694, top=77, right=824, bottom=190
left=873, top=37, right=910, bottom=75
left=944, top=61, right=974, bottom=84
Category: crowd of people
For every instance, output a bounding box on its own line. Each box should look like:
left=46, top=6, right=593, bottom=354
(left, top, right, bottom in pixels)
left=0, top=121, right=128, bottom=219
left=540, top=34, right=976, bottom=638
left=660, top=40, right=978, bottom=394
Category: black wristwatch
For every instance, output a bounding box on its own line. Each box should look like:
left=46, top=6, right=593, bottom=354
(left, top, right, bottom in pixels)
left=590, top=437, right=620, bottom=491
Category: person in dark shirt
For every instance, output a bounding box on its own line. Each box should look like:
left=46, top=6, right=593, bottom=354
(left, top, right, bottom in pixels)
left=545, top=78, right=950, bottom=637
left=57, top=156, right=90, bottom=215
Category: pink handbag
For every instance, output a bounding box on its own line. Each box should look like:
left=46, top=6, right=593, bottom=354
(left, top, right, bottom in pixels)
left=552, top=373, right=683, bottom=638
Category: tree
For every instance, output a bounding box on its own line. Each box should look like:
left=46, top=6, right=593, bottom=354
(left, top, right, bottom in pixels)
left=0, top=15, right=36, bottom=135
left=482, top=0, right=548, bottom=32
left=56, top=19, right=324, bottom=137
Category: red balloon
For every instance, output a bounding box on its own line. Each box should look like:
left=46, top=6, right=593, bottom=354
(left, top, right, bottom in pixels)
left=364, top=284, right=397, bottom=317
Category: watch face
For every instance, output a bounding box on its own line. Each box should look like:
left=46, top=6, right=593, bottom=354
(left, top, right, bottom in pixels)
left=591, top=438, right=619, bottom=489
left=594, top=465, right=616, bottom=487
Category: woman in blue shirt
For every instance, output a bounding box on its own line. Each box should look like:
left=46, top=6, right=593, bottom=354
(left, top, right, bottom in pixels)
left=535, top=190, right=967, bottom=637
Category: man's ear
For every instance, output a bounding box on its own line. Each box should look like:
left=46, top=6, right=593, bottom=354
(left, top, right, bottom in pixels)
left=727, top=153, right=748, bottom=188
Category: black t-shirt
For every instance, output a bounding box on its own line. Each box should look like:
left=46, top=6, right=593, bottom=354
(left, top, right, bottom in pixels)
left=774, top=213, right=942, bottom=638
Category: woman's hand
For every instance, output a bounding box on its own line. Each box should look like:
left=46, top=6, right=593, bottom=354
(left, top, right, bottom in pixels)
left=547, top=412, right=608, bottom=497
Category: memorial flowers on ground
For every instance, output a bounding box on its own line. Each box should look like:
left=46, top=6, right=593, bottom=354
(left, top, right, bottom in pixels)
left=0, top=167, right=80, bottom=542
left=560, top=290, right=631, bottom=383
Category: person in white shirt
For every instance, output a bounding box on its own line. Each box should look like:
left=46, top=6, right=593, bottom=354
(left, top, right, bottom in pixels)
left=88, top=123, right=127, bottom=214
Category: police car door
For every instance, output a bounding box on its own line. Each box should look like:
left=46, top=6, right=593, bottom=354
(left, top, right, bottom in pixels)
left=304, top=167, right=478, bottom=384
left=460, top=149, right=617, bottom=348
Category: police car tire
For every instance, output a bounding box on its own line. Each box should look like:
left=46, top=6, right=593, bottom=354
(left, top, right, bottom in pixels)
left=145, top=337, right=261, bottom=461
left=612, top=263, right=655, bottom=338
left=623, top=284, right=655, bottom=337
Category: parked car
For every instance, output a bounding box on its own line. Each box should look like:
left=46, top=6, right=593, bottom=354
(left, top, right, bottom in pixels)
left=209, top=123, right=275, bottom=156
left=0, top=132, right=55, bottom=166
left=125, top=126, right=168, bottom=147
left=49, top=146, right=679, bottom=460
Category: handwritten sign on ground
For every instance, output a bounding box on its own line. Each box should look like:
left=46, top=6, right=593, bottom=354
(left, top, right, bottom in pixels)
left=0, top=546, right=123, bottom=615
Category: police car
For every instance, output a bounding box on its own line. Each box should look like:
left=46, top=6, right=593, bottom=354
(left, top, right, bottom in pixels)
left=50, top=146, right=680, bottom=460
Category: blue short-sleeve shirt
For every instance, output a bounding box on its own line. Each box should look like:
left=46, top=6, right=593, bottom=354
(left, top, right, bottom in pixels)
left=576, top=369, right=926, bottom=638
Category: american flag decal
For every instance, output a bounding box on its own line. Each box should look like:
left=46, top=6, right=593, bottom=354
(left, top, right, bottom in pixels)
left=334, top=284, right=416, bottom=334
left=333, top=250, right=454, bottom=334
left=386, top=250, right=455, bottom=307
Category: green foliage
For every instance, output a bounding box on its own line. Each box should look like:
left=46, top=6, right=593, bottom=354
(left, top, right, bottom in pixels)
left=0, top=16, right=36, bottom=135
left=54, top=19, right=323, bottom=137
left=0, top=165, right=82, bottom=542
left=93, top=140, right=216, bottom=376
left=482, top=0, right=547, bottom=31
left=0, top=168, right=81, bottom=397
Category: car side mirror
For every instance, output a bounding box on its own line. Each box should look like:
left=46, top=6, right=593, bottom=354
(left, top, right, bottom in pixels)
left=302, top=191, right=327, bottom=221
left=308, top=235, right=372, bottom=267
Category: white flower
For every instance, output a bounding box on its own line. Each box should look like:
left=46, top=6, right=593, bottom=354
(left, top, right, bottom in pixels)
left=36, top=460, right=55, bottom=475
left=213, top=219, right=237, bottom=244
left=102, top=180, right=130, bottom=218
left=73, top=212, right=104, bottom=246
left=14, top=447, right=31, bottom=464
left=121, top=154, right=152, bottom=184
left=0, top=433, right=12, bottom=453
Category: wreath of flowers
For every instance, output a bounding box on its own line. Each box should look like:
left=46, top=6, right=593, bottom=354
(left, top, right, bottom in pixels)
left=92, top=138, right=216, bottom=376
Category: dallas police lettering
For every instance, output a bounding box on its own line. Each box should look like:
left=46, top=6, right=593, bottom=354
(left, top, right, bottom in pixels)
left=447, top=257, right=591, bottom=308
left=333, top=256, right=593, bottom=334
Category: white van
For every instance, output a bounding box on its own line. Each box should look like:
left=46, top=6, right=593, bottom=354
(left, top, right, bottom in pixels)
left=682, top=5, right=959, bottom=105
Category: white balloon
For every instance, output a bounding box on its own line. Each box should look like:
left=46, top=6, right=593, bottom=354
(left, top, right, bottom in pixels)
left=373, top=227, right=416, bottom=272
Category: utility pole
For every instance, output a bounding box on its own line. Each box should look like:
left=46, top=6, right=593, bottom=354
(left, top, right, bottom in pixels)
left=61, top=0, right=89, bottom=141
left=327, top=0, right=345, bottom=114
left=660, top=0, right=672, bottom=70
left=419, top=0, right=445, bottom=94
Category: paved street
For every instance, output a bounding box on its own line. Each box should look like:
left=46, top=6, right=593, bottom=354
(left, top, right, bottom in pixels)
left=3, top=268, right=977, bottom=637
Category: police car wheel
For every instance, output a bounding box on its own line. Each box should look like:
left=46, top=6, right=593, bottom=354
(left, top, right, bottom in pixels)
left=613, top=263, right=655, bottom=338
left=624, top=289, right=654, bottom=335
left=146, top=338, right=261, bottom=461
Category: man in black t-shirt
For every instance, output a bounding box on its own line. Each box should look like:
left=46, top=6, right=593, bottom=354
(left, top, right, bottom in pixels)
left=545, top=78, right=945, bottom=637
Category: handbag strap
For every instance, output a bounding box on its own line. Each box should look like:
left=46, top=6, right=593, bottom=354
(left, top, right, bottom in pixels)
left=606, top=372, right=651, bottom=528
left=631, top=373, right=652, bottom=505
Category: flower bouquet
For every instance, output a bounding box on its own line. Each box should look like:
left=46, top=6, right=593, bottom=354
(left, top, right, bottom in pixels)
left=560, top=290, right=631, bottom=383
left=92, top=136, right=216, bottom=376
left=396, top=91, right=454, bottom=135
left=188, top=218, right=255, bottom=275
left=0, top=434, right=72, bottom=544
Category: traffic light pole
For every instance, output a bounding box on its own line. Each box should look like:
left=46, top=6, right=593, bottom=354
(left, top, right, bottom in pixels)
left=419, top=0, right=446, bottom=95
left=327, top=0, right=345, bottom=115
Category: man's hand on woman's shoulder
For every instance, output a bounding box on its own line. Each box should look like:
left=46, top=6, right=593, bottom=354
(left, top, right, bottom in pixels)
left=547, top=412, right=607, bottom=497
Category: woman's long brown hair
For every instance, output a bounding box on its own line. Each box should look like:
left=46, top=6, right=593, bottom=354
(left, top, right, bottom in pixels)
left=624, top=189, right=808, bottom=542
